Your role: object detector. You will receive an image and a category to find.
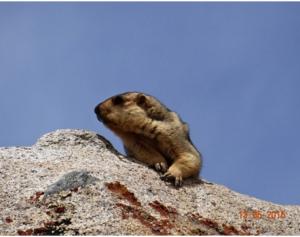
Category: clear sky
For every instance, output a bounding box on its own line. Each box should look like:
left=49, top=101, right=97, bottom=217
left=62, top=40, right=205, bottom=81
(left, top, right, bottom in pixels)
left=1, top=3, right=300, bottom=205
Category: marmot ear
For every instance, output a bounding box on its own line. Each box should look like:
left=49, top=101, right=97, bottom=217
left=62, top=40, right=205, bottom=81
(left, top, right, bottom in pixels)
left=137, top=94, right=147, bottom=106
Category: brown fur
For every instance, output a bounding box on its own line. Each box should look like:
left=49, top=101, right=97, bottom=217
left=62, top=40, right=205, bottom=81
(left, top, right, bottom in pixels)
left=94, top=92, right=202, bottom=186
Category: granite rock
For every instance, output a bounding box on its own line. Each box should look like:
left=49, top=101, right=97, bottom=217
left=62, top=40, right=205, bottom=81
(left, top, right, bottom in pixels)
left=0, top=129, right=299, bottom=235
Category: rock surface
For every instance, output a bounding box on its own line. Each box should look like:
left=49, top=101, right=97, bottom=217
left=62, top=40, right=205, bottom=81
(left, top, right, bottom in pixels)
left=0, top=129, right=299, bottom=235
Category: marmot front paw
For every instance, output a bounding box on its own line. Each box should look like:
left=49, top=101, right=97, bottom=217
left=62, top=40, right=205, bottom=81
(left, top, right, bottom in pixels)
left=154, top=162, right=168, bottom=173
left=161, top=167, right=183, bottom=187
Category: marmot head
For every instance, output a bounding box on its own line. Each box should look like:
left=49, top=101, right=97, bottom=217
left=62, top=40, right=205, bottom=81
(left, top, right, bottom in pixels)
left=94, top=92, right=157, bottom=131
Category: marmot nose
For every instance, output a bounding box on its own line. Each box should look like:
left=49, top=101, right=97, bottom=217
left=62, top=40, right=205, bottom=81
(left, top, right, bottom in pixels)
left=94, top=105, right=103, bottom=122
left=94, top=105, right=100, bottom=115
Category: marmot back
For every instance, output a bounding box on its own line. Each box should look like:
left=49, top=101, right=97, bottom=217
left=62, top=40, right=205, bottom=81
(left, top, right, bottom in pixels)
left=94, top=92, right=202, bottom=186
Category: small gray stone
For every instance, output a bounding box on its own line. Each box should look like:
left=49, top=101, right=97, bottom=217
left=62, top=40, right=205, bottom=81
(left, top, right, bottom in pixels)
left=44, top=170, right=99, bottom=199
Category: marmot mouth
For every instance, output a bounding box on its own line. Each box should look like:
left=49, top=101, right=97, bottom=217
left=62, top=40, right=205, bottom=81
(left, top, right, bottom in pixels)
left=96, top=114, right=103, bottom=122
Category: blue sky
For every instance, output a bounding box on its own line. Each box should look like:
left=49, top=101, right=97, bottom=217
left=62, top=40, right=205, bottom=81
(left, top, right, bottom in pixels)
left=1, top=3, right=300, bottom=205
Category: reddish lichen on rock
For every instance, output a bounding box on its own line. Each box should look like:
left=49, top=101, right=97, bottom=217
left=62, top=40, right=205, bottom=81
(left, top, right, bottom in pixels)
left=17, top=229, right=33, bottom=235
left=222, top=224, right=241, bottom=235
left=105, top=183, right=179, bottom=235
left=200, top=218, right=220, bottom=230
left=149, top=200, right=178, bottom=217
left=241, top=224, right=250, bottom=231
left=54, top=206, right=66, bottom=213
left=17, top=219, right=71, bottom=235
left=187, top=212, right=250, bottom=235
left=115, top=202, right=175, bottom=235
left=28, top=191, right=44, bottom=204
left=5, top=217, right=13, bottom=223
left=70, top=187, right=79, bottom=192
left=188, top=213, right=221, bottom=234
left=105, top=181, right=141, bottom=206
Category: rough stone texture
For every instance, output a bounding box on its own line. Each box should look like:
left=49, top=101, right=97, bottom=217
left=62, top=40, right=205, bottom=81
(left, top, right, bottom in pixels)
left=0, top=129, right=299, bottom=235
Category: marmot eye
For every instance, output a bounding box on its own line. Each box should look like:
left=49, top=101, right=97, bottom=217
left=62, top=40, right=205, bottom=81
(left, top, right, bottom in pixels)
left=137, top=94, right=146, bottom=106
left=112, top=95, right=124, bottom=105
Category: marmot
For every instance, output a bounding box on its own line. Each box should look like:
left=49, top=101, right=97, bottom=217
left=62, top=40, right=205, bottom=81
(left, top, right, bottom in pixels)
left=94, top=92, right=202, bottom=187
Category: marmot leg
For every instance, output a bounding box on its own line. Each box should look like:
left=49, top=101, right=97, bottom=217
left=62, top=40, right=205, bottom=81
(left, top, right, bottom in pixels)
left=123, top=136, right=168, bottom=172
